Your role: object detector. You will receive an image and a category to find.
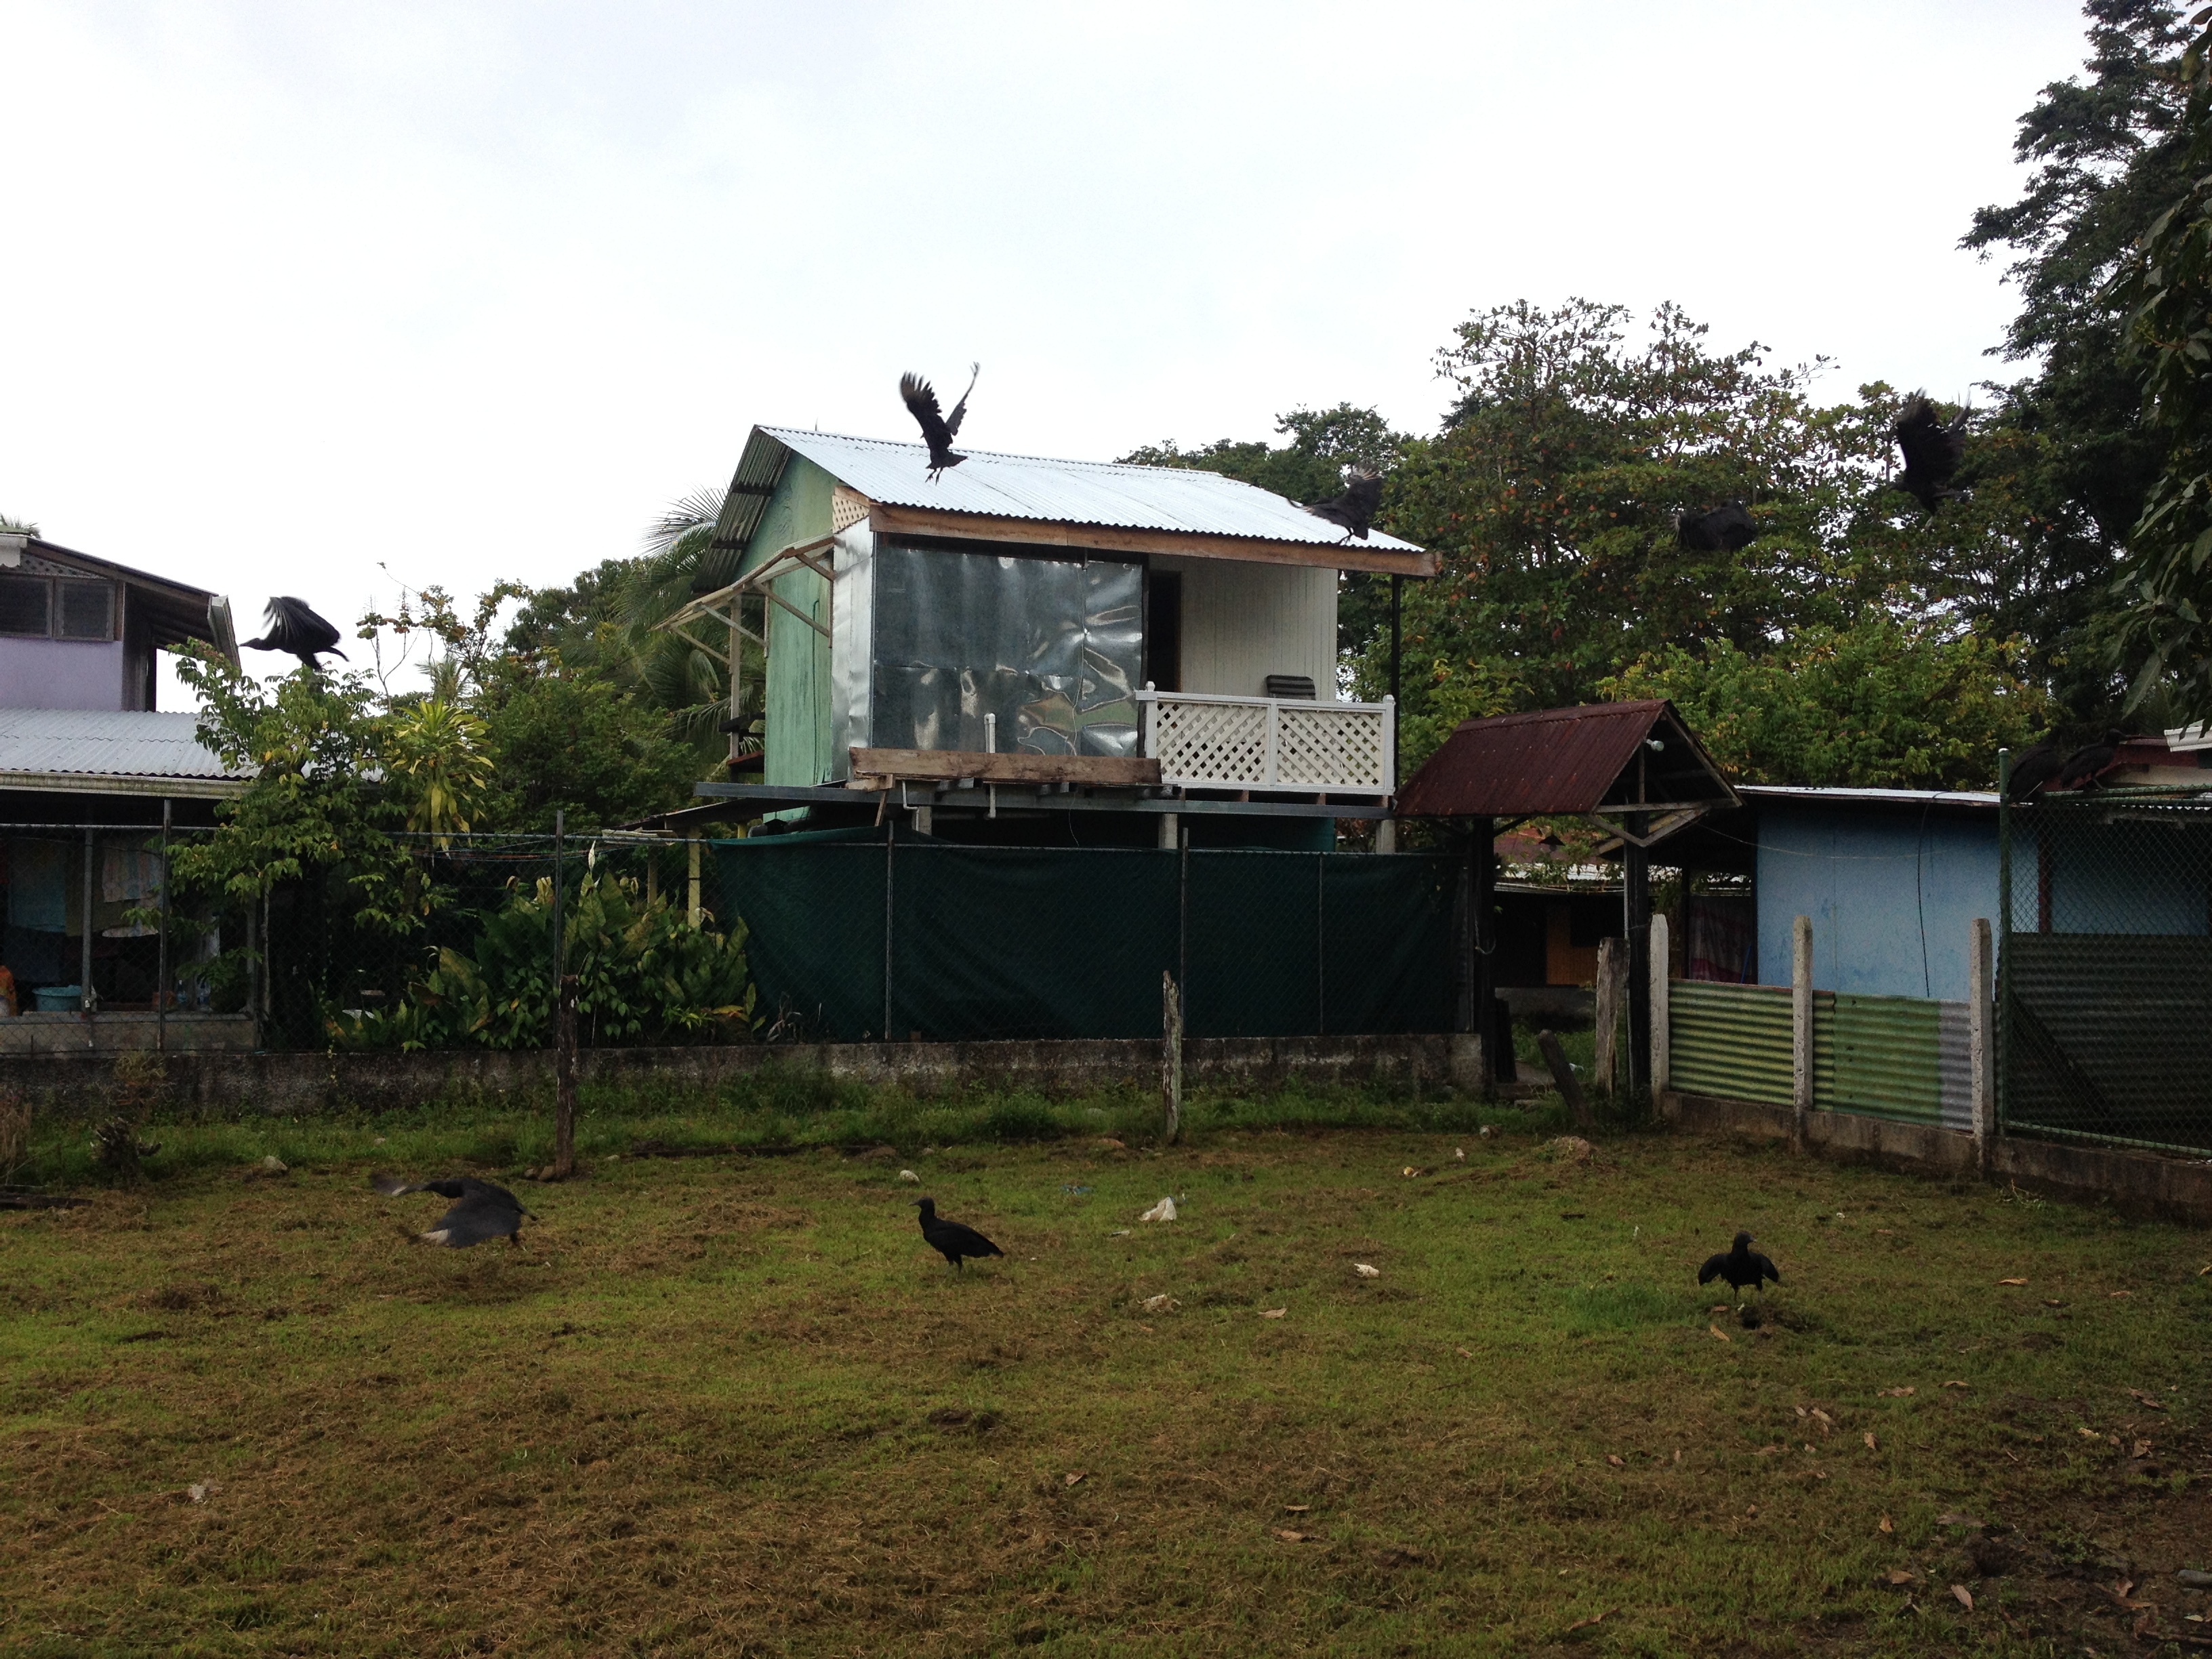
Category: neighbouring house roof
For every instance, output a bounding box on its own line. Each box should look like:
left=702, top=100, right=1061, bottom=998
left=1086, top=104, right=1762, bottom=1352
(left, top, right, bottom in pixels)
left=710, top=426, right=1432, bottom=575
left=0, top=710, right=247, bottom=798
left=1396, top=701, right=1738, bottom=820
left=0, top=533, right=232, bottom=657
left=1738, top=784, right=2001, bottom=810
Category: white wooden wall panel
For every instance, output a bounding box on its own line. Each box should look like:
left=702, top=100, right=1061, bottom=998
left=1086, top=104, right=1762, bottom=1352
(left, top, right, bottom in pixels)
left=1153, top=556, right=1337, bottom=697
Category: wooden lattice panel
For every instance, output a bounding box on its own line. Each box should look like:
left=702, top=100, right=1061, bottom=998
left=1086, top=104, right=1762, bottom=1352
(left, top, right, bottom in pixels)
left=1151, top=698, right=1270, bottom=787
left=1275, top=705, right=1387, bottom=789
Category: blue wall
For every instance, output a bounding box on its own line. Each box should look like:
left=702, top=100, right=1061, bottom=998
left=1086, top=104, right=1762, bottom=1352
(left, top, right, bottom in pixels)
left=1755, top=804, right=1999, bottom=1000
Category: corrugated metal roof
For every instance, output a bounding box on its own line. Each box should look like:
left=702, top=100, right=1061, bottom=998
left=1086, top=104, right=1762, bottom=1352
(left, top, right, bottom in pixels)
left=1739, top=785, right=2000, bottom=810
left=0, top=710, right=241, bottom=781
left=1396, top=701, right=1737, bottom=817
left=708, top=425, right=1424, bottom=557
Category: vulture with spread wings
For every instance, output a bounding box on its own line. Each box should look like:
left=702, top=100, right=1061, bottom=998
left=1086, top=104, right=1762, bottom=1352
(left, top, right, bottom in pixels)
left=373, top=1173, right=535, bottom=1248
left=241, top=597, right=348, bottom=670
left=1305, top=468, right=1385, bottom=541
left=900, top=365, right=979, bottom=480
left=1891, top=396, right=1969, bottom=513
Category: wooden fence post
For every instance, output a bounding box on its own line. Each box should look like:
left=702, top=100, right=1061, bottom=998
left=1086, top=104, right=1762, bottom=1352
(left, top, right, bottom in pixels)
left=1162, top=970, right=1184, bottom=1145
left=1791, top=914, right=1813, bottom=1152
left=1593, top=937, right=1620, bottom=1097
left=1649, top=913, right=1671, bottom=1098
left=1969, top=916, right=1994, bottom=1172
left=1538, top=1029, right=1593, bottom=1128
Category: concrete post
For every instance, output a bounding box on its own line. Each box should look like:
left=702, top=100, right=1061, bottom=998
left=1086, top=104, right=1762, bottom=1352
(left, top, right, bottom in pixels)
left=1790, top=914, right=1813, bottom=1151
left=1375, top=817, right=1397, bottom=855
left=1969, top=916, right=1995, bottom=1170
left=1158, top=812, right=1178, bottom=851
left=687, top=837, right=702, bottom=928
left=1649, top=913, right=1671, bottom=1096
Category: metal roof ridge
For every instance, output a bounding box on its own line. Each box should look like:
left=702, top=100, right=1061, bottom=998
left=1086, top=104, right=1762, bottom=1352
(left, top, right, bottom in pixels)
left=1737, top=784, right=2001, bottom=805
left=757, top=425, right=1284, bottom=483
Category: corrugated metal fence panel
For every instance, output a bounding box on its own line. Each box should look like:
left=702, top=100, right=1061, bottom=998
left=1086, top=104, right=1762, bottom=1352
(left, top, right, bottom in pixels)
left=1670, top=981, right=1793, bottom=1105
left=2005, top=933, right=2212, bottom=1153
left=1820, top=993, right=1953, bottom=1126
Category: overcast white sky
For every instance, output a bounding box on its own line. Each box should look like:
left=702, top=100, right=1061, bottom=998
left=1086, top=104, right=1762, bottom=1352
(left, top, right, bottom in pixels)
left=2, top=1, right=2095, bottom=705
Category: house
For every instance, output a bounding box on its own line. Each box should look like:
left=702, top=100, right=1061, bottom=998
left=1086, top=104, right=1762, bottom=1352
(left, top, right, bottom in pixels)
left=0, top=532, right=246, bottom=1043
left=676, top=428, right=1433, bottom=845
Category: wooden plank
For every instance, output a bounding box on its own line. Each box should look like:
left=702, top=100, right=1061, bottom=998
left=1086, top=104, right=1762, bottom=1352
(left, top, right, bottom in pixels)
left=848, top=747, right=1162, bottom=787
left=865, top=504, right=1435, bottom=577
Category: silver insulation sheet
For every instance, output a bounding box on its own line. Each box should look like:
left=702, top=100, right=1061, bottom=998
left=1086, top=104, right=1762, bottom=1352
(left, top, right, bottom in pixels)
left=867, top=542, right=1141, bottom=757
left=828, top=527, right=876, bottom=780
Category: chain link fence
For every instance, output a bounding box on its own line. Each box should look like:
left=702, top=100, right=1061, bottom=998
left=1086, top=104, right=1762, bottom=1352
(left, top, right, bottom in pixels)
left=1999, top=790, right=2212, bottom=1155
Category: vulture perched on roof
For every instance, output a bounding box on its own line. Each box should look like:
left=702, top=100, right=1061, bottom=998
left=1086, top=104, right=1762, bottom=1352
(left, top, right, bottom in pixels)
left=1305, top=469, right=1385, bottom=540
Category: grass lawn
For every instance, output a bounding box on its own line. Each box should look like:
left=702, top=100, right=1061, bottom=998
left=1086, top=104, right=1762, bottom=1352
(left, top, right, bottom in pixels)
left=3, top=1097, right=2209, bottom=1656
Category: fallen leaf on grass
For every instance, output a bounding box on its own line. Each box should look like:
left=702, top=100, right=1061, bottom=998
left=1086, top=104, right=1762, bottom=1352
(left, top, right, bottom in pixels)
left=1810, top=1408, right=1834, bottom=1429
left=1605, top=1455, right=1624, bottom=1467
left=1997, top=1277, right=2028, bottom=1286
left=2133, top=1439, right=2154, bottom=1458
left=1885, top=1569, right=1918, bottom=1586
left=1952, top=1583, right=1975, bottom=1612
left=1353, top=1263, right=1381, bottom=1279
left=1273, top=1529, right=1311, bottom=1542
left=897, top=1169, right=920, bottom=1183
left=1564, top=1610, right=1615, bottom=1633
left=1880, top=1387, right=1916, bottom=1397
left=1942, top=1379, right=1969, bottom=1389
left=1936, top=1513, right=1983, bottom=1527
left=1141, top=1294, right=1180, bottom=1314
left=1453, top=1147, right=1465, bottom=1160
left=2043, top=1298, right=2064, bottom=1307
left=1708, top=1324, right=1731, bottom=1343
left=1878, top=1515, right=1893, bottom=1534
left=185, top=1482, right=216, bottom=1503
left=1138, top=1197, right=1178, bottom=1223
left=1283, top=1504, right=1310, bottom=1513
left=1456, top=1347, right=1473, bottom=1357
left=2127, top=1389, right=2167, bottom=1410
left=2079, top=1425, right=2102, bottom=1439
left=1864, top=1433, right=1878, bottom=1450
left=1258, top=1307, right=1286, bottom=1319
left=1064, top=1471, right=1086, bottom=1487
left=1755, top=1444, right=1784, bottom=1456
left=1401, top=1166, right=1422, bottom=1178
left=2109, top=1289, right=2133, bottom=1298
left=1709, top=1304, right=1731, bottom=1315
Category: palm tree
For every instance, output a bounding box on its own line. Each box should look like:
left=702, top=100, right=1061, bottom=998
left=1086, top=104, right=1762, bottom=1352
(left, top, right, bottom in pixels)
left=612, top=488, right=764, bottom=758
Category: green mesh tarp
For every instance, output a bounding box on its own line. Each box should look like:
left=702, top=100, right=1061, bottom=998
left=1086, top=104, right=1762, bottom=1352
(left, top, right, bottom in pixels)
left=712, top=830, right=1456, bottom=1042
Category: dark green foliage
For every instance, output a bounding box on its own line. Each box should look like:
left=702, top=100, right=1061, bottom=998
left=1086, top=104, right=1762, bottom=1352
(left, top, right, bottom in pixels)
left=476, top=660, right=703, bottom=832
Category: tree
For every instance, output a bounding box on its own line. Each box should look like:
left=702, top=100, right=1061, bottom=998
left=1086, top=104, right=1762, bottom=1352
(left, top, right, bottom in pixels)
left=383, top=697, right=495, bottom=845
left=1961, top=0, right=2195, bottom=724
left=2109, top=2, right=2212, bottom=717
left=475, top=657, right=702, bottom=832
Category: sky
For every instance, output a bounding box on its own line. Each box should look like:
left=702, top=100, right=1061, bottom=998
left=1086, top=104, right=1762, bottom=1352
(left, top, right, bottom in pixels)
left=1, top=1, right=2099, bottom=706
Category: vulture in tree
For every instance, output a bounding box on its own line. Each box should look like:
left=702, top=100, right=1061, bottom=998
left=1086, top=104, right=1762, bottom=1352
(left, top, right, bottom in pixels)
left=373, top=1173, right=535, bottom=1248
left=241, top=597, right=348, bottom=670
left=2051, top=729, right=2129, bottom=792
left=900, top=365, right=978, bottom=480
left=914, top=1197, right=1004, bottom=1272
left=1304, top=468, right=1385, bottom=540
left=1674, top=501, right=1759, bottom=554
left=1891, top=395, right=1969, bottom=513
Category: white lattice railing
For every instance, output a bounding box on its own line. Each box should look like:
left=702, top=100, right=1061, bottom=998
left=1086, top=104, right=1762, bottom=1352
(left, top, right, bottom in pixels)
left=1136, top=686, right=1395, bottom=796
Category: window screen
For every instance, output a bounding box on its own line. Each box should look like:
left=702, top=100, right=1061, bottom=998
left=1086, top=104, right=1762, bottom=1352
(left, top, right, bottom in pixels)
left=58, top=580, right=115, bottom=640
left=0, top=574, right=49, bottom=636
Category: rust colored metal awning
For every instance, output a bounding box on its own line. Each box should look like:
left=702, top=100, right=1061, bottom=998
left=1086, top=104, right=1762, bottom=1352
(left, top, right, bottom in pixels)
left=1395, top=699, right=1738, bottom=846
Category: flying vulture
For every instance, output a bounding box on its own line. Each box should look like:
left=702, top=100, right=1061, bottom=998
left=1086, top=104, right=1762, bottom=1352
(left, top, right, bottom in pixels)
left=1891, top=396, right=1969, bottom=513
left=373, top=1173, right=535, bottom=1248
left=1675, top=501, right=1759, bottom=554
left=899, top=365, right=978, bottom=480
left=1305, top=468, right=1385, bottom=540
left=241, top=597, right=348, bottom=670
left=1698, top=1230, right=1780, bottom=1300
left=914, top=1196, right=1004, bottom=1272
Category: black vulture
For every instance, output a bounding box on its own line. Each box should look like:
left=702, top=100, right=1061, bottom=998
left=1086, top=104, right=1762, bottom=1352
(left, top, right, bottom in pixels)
left=1304, top=469, right=1385, bottom=541
left=1697, top=1230, right=1780, bottom=1300
left=373, top=1173, right=534, bottom=1248
left=2051, top=729, right=2129, bottom=792
left=1674, top=501, right=1758, bottom=554
left=241, top=597, right=348, bottom=670
left=2003, top=743, right=2064, bottom=801
left=1891, top=395, right=1969, bottom=513
left=914, top=1196, right=1004, bottom=1271
left=899, top=365, right=978, bottom=480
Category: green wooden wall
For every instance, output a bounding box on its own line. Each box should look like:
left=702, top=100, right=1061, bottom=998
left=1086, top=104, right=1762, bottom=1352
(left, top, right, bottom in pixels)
left=739, top=455, right=836, bottom=786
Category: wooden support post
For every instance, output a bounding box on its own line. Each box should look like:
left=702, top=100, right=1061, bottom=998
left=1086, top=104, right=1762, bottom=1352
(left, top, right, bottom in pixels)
left=1537, top=1029, right=1592, bottom=1128
left=687, top=837, right=702, bottom=927
left=1593, top=937, right=1620, bottom=1098
left=552, top=974, right=578, bottom=1179
left=1969, top=916, right=1994, bottom=1170
left=1649, top=912, right=1671, bottom=1097
left=1790, top=914, right=1814, bottom=1151
left=1162, top=970, right=1184, bottom=1145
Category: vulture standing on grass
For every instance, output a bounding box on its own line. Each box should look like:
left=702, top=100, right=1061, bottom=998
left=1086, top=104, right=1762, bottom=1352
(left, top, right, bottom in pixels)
left=373, top=1173, right=535, bottom=1248
left=900, top=365, right=978, bottom=480
left=241, top=597, right=348, bottom=670
left=1304, top=468, right=1386, bottom=541
left=1698, top=1231, right=1780, bottom=1301
left=1891, top=395, right=1970, bottom=513
left=2051, top=729, right=2129, bottom=792
left=914, top=1197, right=1004, bottom=1272
left=1674, top=501, right=1759, bottom=554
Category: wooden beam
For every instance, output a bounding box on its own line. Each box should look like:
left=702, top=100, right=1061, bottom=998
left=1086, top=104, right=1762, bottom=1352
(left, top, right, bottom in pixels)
left=865, top=504, right=1435, bottom=577
left=848, top=747, right=1162, bottom=788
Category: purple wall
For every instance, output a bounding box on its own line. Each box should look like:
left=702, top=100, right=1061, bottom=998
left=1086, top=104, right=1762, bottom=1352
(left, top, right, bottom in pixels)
left=0, top=639, right=131, bottom=710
